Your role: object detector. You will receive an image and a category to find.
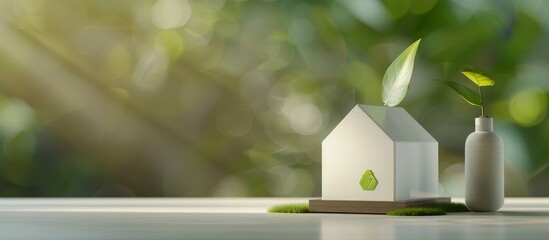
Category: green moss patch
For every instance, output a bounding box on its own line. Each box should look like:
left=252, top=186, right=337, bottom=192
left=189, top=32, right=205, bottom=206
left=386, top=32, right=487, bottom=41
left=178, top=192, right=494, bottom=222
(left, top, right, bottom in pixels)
left=268, top=202, right=469, bottom=215
left=428, top=202, right=469, bottom=212
left=387, top=207, right=446, bottom=216
left=387, top=202, right=469, bottom=216
left=268, top=203, right=309, bottom=213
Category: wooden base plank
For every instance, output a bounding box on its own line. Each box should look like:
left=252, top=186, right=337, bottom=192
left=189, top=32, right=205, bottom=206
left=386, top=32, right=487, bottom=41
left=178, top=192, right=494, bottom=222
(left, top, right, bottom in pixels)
left=309, top=197, right=451, bottom=214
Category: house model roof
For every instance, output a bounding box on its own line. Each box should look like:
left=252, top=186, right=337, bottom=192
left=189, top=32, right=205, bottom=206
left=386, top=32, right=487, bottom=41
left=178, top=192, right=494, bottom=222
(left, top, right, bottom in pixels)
left=356, top=105, right=436, bottom=142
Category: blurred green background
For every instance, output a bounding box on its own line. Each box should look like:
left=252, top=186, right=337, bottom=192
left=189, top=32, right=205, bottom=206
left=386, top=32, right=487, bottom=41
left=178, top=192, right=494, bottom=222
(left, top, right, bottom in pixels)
left=0, top=0, right=546, bottom=197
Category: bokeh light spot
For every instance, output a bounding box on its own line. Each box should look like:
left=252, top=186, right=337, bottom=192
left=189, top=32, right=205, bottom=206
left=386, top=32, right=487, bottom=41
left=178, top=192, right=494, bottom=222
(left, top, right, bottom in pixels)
left=0, top=99, right=35, bottom=136
left=340, top=0, right=391, bottom=31
left=290, top=103, right=324, bottom=135
left=155, top=30, right=185, bottom=61
left=509, top=88, right=547, bottom=127
left=151, top=0, right=192, bottom=29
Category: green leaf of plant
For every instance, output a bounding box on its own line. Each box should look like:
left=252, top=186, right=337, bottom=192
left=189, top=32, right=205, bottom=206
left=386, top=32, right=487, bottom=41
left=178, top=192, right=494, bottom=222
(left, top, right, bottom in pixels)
left=437, top=80, right=482, bottom=106
left=382, top=39, right=421, bottom=107
left=461, top=71, right=495, bottom=87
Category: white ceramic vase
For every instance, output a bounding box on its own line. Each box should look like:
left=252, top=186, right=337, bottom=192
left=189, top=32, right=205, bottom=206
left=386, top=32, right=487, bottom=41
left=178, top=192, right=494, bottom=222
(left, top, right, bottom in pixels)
left=465, top=117, right=504, bottom=212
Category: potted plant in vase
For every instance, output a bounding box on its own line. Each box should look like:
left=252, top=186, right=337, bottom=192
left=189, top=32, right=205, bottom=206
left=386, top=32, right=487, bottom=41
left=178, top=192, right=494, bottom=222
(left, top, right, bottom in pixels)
left=439, top=70, right=504, bottom=212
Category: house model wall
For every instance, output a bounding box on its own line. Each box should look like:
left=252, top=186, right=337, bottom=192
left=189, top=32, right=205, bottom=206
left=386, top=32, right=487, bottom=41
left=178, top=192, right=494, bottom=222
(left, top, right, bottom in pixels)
left=322, top=105, right=438, bottom=201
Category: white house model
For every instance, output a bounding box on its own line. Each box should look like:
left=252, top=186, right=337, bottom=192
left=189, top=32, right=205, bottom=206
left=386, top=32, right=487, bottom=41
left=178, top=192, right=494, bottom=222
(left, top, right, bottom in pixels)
left=322, top=105, right=438, bottom=201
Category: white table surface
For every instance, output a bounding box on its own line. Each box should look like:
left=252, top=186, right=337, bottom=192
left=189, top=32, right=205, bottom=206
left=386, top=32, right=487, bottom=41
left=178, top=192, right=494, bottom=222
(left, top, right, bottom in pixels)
left=0, top=198, right=548, bottom=240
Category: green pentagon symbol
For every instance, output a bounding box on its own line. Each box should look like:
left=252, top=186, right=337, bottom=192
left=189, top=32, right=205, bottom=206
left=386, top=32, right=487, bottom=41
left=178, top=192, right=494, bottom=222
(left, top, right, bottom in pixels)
left=359, top=169, right=378, bottom=190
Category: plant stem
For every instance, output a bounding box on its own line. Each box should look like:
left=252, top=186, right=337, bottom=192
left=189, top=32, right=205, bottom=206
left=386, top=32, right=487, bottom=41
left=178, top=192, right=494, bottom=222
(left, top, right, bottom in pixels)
left=478, top=85, right=485, bottom=116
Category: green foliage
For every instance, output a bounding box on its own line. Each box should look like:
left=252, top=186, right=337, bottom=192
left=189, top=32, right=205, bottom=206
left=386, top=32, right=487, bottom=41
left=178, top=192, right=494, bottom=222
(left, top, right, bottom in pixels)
left=437, top=80, right=482, bottom=106
left=440, top=68, right=496, bottom=116
left=0, top=0, right=547, bottom=197
left=461, top=71, right=495, bottom=87
left=387, top=207, right=446, bottom=216
left=382, top=39, right=421, bottom=107
left=268, top=203, right=309, bottom=213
